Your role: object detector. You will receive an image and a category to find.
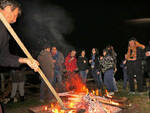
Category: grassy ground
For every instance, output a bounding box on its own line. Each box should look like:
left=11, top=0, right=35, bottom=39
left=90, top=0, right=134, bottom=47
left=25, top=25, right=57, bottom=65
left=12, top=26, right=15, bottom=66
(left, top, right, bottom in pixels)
left=4, top=80, right=150, bottom=113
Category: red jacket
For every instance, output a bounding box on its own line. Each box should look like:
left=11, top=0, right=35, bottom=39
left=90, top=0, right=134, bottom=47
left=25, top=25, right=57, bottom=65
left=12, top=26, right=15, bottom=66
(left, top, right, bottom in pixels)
left=64, top=53, right=77, bottom=72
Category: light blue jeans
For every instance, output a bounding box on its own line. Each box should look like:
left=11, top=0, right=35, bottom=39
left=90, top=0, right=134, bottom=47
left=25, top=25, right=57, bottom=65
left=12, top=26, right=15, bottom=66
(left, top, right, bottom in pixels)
left=79, top=70, right=87, bottom=84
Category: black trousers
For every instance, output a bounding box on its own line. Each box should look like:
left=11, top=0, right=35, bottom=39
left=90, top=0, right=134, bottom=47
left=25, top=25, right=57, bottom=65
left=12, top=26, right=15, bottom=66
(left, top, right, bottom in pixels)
left=127, top=60, right=143, bottom=92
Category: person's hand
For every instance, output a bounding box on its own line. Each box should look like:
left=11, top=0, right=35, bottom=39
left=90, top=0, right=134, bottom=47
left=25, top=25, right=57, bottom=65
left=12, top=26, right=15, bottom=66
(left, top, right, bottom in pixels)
left=114, top=68, right=117, bottom=73
left=75, top=68, right=78, bottom=71
left=83, top=60, right=86, bottom=63
left=86, top=69, right=89, bottom=74
left=123, top=60, right=126, bottom=64
left=97, top=71, right=100, bottom=75
left=100, top=56, right=103, bottom=60
left=19, top=58, right=39, bottom=72
left=53, top=60, right=56, bottom=63
left=89, top=60, right=92, bottom=63
left=146, top=51, right=150, bottom=56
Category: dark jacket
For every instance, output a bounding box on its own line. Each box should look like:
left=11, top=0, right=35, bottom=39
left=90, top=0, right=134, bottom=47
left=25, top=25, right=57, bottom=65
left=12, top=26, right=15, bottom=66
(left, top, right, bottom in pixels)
left=145, top=45, right=150, bottom=72
left=11, top=70, right=25, bottom=83
left=37, top=50, right=54, bottom=81
left=0, top=21, right=20, bottom=67
left=136, top=47, right=145, bottom=61
left=77, top=56, right=89, bottom=71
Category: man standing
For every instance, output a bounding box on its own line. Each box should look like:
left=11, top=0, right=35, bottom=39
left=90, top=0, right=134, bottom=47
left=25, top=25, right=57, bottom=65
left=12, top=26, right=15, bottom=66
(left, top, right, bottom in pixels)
left=0, top=0, right=39, bottom=71
left=126, top=37, right=145, bottom=94
left=51, top=46, right=64, bottom=85
left=145, top=40, right=150, bottom=88
left=0, top=0, right=39, bottom=112
left=37, top=46, right=54, bottom=102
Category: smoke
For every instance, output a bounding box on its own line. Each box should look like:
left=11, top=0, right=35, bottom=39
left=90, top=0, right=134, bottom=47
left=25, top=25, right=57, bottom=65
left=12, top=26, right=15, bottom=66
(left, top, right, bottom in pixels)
left=17, top=0, right=74, bottom=57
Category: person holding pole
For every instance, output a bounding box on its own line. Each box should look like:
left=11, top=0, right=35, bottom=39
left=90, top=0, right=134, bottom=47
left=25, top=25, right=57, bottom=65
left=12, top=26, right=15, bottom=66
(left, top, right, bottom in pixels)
left=0, top=0, right=39, bottom=112
left=0, top=0, right=39, bottom=71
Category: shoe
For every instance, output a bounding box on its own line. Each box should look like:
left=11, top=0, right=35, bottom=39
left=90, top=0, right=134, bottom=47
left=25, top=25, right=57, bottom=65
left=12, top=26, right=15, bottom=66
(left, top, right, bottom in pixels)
left=128, top=92, right=135, bottom=95
left=40, top=99, right=45, bottom=103
left=108, top=92, right=114, bottom=96
left=4, top=98, right=14, bottom=104
left=14, top=97, right=18, bottom=103
left=114, top=89, right=118, bottom=92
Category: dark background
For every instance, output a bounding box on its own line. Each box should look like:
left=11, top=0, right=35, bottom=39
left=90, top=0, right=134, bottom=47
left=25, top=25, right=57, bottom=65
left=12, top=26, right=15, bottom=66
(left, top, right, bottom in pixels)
left=8, top=0, right=150, bottom=79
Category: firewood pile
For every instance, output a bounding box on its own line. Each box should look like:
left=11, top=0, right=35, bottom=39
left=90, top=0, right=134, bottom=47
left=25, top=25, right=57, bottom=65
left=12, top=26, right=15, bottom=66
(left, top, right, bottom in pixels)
left=29, top=91, right=130, bottom=113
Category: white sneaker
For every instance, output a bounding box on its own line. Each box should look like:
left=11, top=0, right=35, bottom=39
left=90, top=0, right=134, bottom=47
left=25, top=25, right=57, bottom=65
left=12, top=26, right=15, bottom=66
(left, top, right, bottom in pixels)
left=128, top=92, right=135, bottom=95
left=14, top=97, right=18, bottom=103
left=108, top=92, right=114, bottom=96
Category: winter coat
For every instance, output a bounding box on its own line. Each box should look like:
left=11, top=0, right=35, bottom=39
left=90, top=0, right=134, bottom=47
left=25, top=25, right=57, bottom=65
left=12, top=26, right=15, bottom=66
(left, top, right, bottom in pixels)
left=37, top=50, right=54, bottom=80
left=77, top=56, right=89, bottom=71
left=64, top=53, right=77, bottom=72
left=99, top=55, right=114, bottom=73
left=0, top=21, right=20, bottom=67
left=145, top=45, right=150, bottom=72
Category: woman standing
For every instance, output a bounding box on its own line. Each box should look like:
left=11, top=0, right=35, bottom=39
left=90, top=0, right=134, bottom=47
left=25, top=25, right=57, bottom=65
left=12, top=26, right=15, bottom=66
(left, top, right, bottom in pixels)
left=89, top=48, right=102, bottom=90
left=77, top=50, right=89, bottom=84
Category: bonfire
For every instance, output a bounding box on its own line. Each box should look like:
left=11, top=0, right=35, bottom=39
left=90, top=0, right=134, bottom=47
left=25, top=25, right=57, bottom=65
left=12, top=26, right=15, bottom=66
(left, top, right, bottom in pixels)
left=29, top=73, right=129, bottom=113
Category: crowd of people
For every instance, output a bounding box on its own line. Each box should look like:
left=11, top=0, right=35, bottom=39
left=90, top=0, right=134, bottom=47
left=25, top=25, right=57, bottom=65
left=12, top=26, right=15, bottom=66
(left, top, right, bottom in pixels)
left=2, top=39, right=150, bottom=105
left=37, top=38, right=150, bottom=103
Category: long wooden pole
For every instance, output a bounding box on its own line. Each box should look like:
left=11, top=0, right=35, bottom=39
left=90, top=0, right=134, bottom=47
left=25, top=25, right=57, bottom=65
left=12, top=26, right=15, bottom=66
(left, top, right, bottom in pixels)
left=0, top=13, right=65, bottom=109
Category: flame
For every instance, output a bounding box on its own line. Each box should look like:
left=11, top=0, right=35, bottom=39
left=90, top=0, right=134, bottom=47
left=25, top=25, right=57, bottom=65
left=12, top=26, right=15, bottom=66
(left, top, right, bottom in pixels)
left=65, top=72, right=88, bottom=93
left=95, top=89, right=99, bottom=96
left=44, top=106, right=48, bottom=111
left=105, top=90, right=112, bottom=98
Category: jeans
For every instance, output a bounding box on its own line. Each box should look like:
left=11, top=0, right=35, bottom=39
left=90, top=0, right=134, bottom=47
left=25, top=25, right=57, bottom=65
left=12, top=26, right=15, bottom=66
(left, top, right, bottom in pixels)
left=91, top=69, right=103, bottom=89
left=54, top=69, right=62, bottom=84
left=79, top=70, right=87, bottom=83
left=104, top=69, right=116, bottom=92
left=113, top=77, right=118, bottom=91
left=123, top=69, right=128, bottom=89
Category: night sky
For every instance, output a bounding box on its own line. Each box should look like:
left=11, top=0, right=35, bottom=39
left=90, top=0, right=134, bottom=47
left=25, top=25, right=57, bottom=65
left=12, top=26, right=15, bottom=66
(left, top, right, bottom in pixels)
left=9, top=0, right=150, bottom=76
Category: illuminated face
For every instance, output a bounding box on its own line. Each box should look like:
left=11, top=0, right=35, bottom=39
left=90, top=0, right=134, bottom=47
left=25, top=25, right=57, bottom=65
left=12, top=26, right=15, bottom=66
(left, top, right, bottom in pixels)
left=2, top=6, right=19, bottom=24
left=51, top=47, right=57, bottom=55
left=81, top=51, right=85, bottom=57
left=45, top=48, right=50, bottom=52
left=103, top=51, right=106, bottom=56
left=71, top=50, right=76, bottom=57
left=92, top=48, right=96, bottom=54
left=129, top=40, right=135, bottom=47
